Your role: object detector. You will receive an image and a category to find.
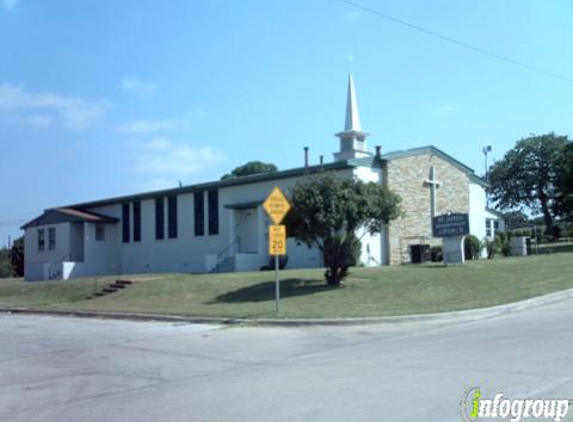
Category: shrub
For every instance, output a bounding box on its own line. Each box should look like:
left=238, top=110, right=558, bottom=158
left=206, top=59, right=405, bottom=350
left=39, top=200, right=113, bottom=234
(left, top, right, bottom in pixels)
left=495, top=232, right=513, bottom=256
left=464, top=235, right=483, bottom=260
left=430, top=246, right=443, bottom=262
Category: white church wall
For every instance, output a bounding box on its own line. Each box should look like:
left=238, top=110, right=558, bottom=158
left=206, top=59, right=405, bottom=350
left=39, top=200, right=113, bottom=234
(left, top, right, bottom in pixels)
left=353, top=165, right=384, bottom=266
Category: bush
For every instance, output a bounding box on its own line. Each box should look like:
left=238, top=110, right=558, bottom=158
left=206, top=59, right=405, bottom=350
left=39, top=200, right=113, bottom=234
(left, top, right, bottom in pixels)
left=485, top=238, right=499, bottom=259
left=495, top=232, right=512, bottom=256
left=430, top=246, right=443, bottom=262
left=510, top=228, right=532, bottom=237
left=464, top=235, right=483, bottom=260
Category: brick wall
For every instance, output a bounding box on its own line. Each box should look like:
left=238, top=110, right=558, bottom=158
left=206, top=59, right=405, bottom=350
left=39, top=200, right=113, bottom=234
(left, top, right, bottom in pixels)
left=384, top=153, right=470, bottom=265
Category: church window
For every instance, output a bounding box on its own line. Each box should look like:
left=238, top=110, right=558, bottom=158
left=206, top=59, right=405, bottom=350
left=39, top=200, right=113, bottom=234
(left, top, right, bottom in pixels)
left=48, top=227, right=56, bottom=250
left=95, top=223, right=105, bottom=241
left=155, top=197, right=165, bottom=240
left=208, top=189, right=219, bottom=235
left=194, top=191, right=205, bottom=236
left=168, top=195, right=178, bottom=239
left=122, top=203, right=130, bottom=243
left=133, top=200, right=141, bottom=242
left=38, top=228, right=45, bottom=252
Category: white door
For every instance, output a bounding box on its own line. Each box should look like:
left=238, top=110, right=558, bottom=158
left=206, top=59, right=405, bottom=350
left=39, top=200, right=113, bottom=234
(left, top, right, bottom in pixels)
left=237, top=209, right=258, bottom=253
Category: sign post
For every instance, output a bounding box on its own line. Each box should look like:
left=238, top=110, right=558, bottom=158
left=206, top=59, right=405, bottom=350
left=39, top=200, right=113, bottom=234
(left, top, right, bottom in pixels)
left=263, top=187, right=291, bottom=313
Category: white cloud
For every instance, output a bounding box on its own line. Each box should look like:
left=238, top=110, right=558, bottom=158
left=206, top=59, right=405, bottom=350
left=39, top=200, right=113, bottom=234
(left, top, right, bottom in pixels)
left=131, top=137, right=227, bottom=180
left=122, top=78, right=156, bottom=98
left=117, top=108, right=207, bottom=134
left=0, top=83, right=111, bottom=129
left=2, top=0, right=17, bottom=11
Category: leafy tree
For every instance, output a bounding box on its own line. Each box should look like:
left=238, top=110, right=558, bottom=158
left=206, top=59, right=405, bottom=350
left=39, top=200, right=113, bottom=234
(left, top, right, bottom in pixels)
left=285, top=172, right=401, bottom=286
left=555, top=142, right=573, bottom=221
left=487, top=133, right=569, bottom=238
left=0, top=247, right=14, bottom=278
left=10, top=236, right=24, bottom=277
left=501, top=210, right=530, bottom=231
left=221, top=161, right=277, bottom=180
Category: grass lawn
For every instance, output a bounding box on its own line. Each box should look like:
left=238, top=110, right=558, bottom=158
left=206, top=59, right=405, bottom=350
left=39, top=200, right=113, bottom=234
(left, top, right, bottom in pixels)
left=1, top=252, right=572, bottom=318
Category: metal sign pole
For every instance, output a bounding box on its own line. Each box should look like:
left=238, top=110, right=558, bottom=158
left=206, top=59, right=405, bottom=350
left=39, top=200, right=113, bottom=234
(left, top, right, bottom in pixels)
left=275, top=254, right=280, bottom=313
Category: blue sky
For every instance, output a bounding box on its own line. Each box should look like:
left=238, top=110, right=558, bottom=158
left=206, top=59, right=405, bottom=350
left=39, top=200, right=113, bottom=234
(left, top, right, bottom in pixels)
left=1, top=0, right=572, bottom=245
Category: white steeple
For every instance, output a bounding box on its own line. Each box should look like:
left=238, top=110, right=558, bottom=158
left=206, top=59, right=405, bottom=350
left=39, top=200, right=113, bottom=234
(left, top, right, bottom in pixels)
left=344, top=73, right=362, bottom=131
left=334, top=73, right=371, bottom=162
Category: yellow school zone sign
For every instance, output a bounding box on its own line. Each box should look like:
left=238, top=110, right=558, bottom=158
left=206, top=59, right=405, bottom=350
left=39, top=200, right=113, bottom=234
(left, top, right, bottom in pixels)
left=268, top=225, right=286, bottom=256
left=263, top=186, right=291, bottom=225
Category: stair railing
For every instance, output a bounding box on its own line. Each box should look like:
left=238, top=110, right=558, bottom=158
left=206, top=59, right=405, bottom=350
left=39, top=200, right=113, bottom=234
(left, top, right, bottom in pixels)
left=48, top=251, right=72, bottom=280
left=214, top=236, right=240, bottom=272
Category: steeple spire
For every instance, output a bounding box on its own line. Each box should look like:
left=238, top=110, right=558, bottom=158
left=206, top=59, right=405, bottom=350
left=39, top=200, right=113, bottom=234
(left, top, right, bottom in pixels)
left=334, top=73, right=371, bottom=162
left=344, top=73, right=362, bottom=132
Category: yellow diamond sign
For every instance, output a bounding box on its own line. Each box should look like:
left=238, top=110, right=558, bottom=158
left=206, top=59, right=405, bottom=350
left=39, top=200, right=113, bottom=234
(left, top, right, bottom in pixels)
left=263, top=186, right=291, bottom=225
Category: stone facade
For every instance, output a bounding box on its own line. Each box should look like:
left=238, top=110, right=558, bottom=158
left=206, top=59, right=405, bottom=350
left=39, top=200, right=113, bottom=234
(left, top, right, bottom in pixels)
left=383, top=153, right=470, bottom=265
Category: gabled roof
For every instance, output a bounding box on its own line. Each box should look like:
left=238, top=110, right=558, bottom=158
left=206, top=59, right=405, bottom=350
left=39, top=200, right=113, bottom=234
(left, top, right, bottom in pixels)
left=21, top=207, right=119, bottom=230
left=381, top=145, right=487, bottom=187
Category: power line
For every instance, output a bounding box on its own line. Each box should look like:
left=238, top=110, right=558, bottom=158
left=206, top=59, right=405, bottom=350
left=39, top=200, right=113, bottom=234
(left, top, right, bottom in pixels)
left=335, top=0, right=573, bottom=83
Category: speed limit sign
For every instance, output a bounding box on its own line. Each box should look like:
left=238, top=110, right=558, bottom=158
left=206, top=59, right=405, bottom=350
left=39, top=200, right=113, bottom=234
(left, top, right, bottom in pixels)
left=268, top=225, right=286, bottom=256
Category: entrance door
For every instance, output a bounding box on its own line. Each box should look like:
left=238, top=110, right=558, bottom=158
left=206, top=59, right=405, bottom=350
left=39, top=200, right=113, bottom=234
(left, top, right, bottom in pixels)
left=237, top=209, right=258, bottom=253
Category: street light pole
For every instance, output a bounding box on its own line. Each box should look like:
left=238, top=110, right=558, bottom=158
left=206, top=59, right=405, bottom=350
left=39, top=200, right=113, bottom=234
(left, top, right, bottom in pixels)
left=482, top=145, right=492, bottom=181
left=483, top=145, right=492, bottom=207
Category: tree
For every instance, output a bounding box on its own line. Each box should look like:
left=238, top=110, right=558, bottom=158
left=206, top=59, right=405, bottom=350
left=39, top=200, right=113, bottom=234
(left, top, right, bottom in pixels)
left=487, top=133, right=569, bottom=238
left=285, top=172, right=401, bottom=286
left=0, top=247, right=14, bottom=278
left=221, top=161, right=277, bottom=180
left=10, top=236, right=24, bottom=277
left=555, top=142, right=573, bottom=221
left=501, top=210, right=530, bottom=231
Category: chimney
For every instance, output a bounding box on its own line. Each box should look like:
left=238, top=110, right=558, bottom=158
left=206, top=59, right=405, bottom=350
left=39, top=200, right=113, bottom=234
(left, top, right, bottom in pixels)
left=304, top=146, right=309, bottom=168
left=320, top=155, right=324, bottom=165
left=375, top=145, right=382, bottom=158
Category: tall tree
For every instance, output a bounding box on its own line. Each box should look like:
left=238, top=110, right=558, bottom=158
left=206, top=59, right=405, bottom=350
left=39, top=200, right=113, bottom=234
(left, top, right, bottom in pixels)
left=555, top=142, right=573, bottom=221
left=221, top=161, right=277, bottom=180
left=0, top=247, right=14, bottom=278
left=487, top=133, right=569, bottom=237
left=10, top=236, right=24, bottom=277
left=285, top=172, right=401, bottom=286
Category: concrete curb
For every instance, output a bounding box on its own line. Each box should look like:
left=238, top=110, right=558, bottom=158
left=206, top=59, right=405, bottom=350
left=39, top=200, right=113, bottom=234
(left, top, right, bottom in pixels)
left=2, top=287, right=573, bottom=327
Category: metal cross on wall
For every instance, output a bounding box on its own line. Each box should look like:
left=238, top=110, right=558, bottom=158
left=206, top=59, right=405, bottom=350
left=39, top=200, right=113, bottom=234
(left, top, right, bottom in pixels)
left=424, top=165, right=441, bottom=217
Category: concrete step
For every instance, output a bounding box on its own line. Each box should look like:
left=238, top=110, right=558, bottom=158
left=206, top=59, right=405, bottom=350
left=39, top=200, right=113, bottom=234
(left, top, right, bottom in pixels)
left=102, top=288, right=118, bottom=293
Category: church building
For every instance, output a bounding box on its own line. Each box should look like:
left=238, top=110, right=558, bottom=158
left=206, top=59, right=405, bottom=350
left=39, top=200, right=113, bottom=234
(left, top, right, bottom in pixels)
left=22, top=74, right=493, bottom=281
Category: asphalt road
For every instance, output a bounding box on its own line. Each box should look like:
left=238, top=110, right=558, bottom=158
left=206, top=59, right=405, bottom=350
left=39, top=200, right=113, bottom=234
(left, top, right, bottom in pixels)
left=1, top=299, right=573, bottom=422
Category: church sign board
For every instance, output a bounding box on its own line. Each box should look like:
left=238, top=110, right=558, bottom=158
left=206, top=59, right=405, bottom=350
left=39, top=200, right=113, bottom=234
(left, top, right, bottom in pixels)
left=432, top=213, right=470, bottom=238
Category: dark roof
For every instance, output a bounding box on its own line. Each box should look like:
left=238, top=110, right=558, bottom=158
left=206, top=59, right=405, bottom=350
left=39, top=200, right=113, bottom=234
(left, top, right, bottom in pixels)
left=21, top=207, right=119, bottom=230
left=53, top=160, right=355, bottom=211
left=25, top=145, right=484, bottom=225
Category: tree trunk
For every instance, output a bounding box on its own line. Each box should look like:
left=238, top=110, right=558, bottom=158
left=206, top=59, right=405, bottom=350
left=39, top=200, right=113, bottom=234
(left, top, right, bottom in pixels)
left=538, top=187, right=556, bottom=238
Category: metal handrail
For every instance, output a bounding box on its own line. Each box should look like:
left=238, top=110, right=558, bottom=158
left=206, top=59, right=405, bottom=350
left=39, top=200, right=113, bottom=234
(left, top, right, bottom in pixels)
left=48, top=251, right=72, bottom=279
left=215, top=236, right=240, bottom=269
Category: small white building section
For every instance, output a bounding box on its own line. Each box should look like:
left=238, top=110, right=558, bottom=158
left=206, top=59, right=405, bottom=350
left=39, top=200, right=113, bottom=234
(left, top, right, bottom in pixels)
left=485, top=208, right=505, bottom=240
left=22, top=73, right=491, bottom=280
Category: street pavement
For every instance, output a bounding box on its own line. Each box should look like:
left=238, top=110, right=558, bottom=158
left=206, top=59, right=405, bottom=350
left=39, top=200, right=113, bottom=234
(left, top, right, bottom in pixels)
left=1, top=297, right=572, bottom=422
